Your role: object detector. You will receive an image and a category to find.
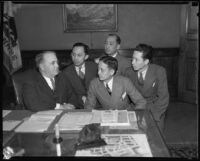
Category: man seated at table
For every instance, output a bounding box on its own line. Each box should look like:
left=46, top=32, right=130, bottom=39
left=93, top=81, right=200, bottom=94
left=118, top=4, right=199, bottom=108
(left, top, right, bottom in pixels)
left=84, top=55, right=146, bottom=110
left=22, top=51, right=77, bottom=111
left=124, top=44, right=169, bottom=132
left=60, top=42, right=98, bottom=109
left=95, top=34, right=131, bottom=76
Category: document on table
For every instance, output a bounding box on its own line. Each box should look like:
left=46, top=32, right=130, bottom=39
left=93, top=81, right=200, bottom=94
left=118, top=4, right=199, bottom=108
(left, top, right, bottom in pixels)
left=75, top=134, right=152, bottom=157
left=109, top=111, right=138, bottom=130
left=100, top=110, right=130, bottom=126
left=15, top=113, right=57, bottom=133
left=35, top=110, right=62, bottom=116
left=57, top=112, right=93, bottom=131
left=3, top=120, right=22, bottom=131
left=3, top=110, right=11, bottom=118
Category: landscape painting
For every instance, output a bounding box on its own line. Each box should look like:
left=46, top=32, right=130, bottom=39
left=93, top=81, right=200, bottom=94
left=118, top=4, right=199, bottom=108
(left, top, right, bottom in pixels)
left=63, top=4, right=117, bottom=32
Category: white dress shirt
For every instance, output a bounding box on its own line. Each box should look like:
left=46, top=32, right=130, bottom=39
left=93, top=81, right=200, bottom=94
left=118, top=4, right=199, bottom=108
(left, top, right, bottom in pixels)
left=138, top=66, right=148, bottom=80
left=104, top=77, right=113, bottom=92
left=75, top=63, right=85, bottom=76
left=42, top=75, right=55, bottom=90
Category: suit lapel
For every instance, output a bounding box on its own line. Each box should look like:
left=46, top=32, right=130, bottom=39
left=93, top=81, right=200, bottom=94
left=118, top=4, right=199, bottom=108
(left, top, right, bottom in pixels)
left=72, top=65, right=86, bottom=91
left=37, top=72, right=54, bottom=94
left=143, top=64, right=155, bottom=90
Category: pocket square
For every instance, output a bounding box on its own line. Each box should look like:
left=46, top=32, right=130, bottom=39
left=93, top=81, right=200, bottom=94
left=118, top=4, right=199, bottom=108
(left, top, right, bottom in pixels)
left=121, top=92, right=127, bottom=100
left=152, top=82, right=156, bottom=87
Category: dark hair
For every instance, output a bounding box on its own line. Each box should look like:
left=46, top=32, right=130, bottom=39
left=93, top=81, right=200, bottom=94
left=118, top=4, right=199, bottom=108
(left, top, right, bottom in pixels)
left=99, top=55, right=118, bottom=75
left=35, top=51, right=56, bottom=68
left=72, top=42, right=89, bottom=55
left=134, top=44, right=153, bottom=62
left=108, top=34, right=121, bottom=45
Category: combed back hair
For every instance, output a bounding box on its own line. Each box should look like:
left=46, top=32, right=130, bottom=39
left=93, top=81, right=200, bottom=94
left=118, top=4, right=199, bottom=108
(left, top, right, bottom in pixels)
left=99, top=55, right=118, bottom=75
left=108, top=34, right=121, bottom=45
left=35, top=51, right=56, bottom=68
left=134, top=44, right=153, bottom=62
left=72, top=42, right=89, bottom=55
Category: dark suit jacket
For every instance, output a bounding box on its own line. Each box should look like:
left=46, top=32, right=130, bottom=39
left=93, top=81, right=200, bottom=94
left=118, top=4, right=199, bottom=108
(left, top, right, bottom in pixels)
left=84, top=75, right=146, bottom=110
left=22, top=69, right=76, bottom=112
left=61, top=61, right=98, bottom=108
left=124, top=64, right=169, bottom=121
left=115, top=53, right=132, bottom=76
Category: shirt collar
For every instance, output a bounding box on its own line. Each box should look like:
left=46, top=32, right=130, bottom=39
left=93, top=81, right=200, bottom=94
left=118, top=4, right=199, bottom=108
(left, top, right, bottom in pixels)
left=104, top=77, right=113, bottom=90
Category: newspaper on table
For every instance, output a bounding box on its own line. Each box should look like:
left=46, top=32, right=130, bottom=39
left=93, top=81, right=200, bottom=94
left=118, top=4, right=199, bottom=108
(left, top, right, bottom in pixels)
left=75, top=134, right=152, bottom=157
left=57, top=112, right=93, bottom=131
left=3, top=110, right=11, bottom=118
left=91, top=110, right=136, bottom=128
left=14, top=111, right=59, bottom=133
left=3, top=120, right=22, bottom=131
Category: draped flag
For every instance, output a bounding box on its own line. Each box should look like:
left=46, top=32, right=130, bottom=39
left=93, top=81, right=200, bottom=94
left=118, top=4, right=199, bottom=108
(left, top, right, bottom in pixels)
left=3, top=1, right=22, bottom=74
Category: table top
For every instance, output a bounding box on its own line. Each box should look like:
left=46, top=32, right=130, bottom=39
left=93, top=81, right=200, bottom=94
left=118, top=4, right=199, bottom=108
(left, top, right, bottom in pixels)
left=3, top=109, right=170, bottom=157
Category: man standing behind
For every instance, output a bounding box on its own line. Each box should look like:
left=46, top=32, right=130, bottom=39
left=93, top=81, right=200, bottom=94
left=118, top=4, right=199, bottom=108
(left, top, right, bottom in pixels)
left=95, top=34, right=131, bottom=75
left=61, top=43, right=98, bottom=109
left=22, top=51, right=76, bottom=111
left=85, top=55, right=146, bottom=110
left=124, top=44, right=169, bottom=132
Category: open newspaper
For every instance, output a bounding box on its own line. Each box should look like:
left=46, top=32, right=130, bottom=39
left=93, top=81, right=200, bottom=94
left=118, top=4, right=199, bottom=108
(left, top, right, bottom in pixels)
left=14, top=110, right=62, bottom=133
left=75, top=134, right=152, bottom=157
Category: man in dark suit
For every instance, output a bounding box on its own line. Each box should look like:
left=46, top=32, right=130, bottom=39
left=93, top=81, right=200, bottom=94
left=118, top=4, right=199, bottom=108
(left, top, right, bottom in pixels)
left=95, top=34, right=131, bottom=75
left=22, top=51, right=76, bottom=111
left=85, top=56, right=146, bottom=110
left=61, top=42, right=98, bottom=109
left=124, top=44, right=169, bottom=132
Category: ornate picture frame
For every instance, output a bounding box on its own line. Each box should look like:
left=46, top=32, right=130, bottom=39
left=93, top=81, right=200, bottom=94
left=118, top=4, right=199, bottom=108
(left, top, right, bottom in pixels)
left=63, top=4, right=117, bottom=32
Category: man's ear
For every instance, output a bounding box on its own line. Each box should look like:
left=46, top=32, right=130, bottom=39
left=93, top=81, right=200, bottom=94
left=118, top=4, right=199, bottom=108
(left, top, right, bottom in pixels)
left=110, top=69, right=115, bottom=76
left=85, top=55, right=89, bottom=60
left=144, top=59, right=149, bottom=65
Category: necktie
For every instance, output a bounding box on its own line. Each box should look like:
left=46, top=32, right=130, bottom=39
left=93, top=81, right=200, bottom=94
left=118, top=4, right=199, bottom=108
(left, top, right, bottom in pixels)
left=79, top=66, right=84, bottom=79
left=50, top=78, right=55, bottom=91
left=106, top=83, right=112, bottom=95
left=138, top=72, right=144, bottom=85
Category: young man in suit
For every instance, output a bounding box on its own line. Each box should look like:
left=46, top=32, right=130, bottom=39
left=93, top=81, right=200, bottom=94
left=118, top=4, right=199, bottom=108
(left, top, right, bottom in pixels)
left=124, top=44, right=169, bottom=132
left=22, top=51, right=76, bottom=111
left=61, top=42, right=98, bottom=109
left=95, top=34, right=131, bottom=75
left=85, top=55, right=146, bottom=110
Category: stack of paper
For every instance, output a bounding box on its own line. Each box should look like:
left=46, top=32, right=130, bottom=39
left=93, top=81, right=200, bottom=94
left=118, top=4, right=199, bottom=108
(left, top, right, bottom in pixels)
left=57, top=112, right=93, bottom=131
left=3, top=120, right=22, bottom=131
left=76, top=134, right=152, bottom=157
left=15, top=112, right=59, bottom=133
left=100, top=110, right=130, bottom=126
left=3, top=110, right=11, bottom=118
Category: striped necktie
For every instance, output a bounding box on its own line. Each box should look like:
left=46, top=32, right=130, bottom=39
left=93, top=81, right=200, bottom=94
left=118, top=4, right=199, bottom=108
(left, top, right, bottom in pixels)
left=137, top=72, right=144, bottom=85
left=50, top=78, right=55, bottom=91
left=106, top=83, right=112, bottom=95
left=79, top=66, right=84, bottom=79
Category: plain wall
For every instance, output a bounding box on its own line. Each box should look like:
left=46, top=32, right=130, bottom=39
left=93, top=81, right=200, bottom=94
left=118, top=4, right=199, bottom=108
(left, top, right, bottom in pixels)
left=15, top=4, right=181, bottom=50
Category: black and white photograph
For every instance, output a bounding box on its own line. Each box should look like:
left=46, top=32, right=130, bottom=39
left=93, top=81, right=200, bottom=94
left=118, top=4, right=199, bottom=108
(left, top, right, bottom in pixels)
left=2, top=1, right=198, bottom=159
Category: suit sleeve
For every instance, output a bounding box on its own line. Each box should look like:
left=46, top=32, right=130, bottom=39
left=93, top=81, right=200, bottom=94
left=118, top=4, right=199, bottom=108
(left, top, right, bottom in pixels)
left=23, top=82, right=48, bottom=112
left=84, top=81, right=97, bottom=109
left=58, top=73, right=79, bottom=107
left=154, top=67, right=169, bottom=113
left=125, top=78, right=147, bottom=110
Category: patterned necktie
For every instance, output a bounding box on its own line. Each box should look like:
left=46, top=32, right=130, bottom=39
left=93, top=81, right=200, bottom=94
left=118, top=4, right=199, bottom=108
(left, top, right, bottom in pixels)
left=106, top=83, right=112, bottom=95
left=79, top=66, right=84, bottom=79
left=50, top=78, right=55, bottom=91
left=138, top=72, right=144, bottom=85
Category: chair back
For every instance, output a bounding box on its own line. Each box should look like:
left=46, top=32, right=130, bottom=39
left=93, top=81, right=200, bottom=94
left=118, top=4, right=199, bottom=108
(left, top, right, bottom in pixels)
left=12, top=71, right=27, bottom=109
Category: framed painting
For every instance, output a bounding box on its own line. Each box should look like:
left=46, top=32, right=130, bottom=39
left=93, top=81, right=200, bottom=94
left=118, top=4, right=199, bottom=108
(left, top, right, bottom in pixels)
left=63, top=4, right=117, bottom=32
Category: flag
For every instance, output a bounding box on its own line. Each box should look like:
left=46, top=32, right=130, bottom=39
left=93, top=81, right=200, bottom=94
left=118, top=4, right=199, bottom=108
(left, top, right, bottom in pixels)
left=3, top=1, right=22, bottom=74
